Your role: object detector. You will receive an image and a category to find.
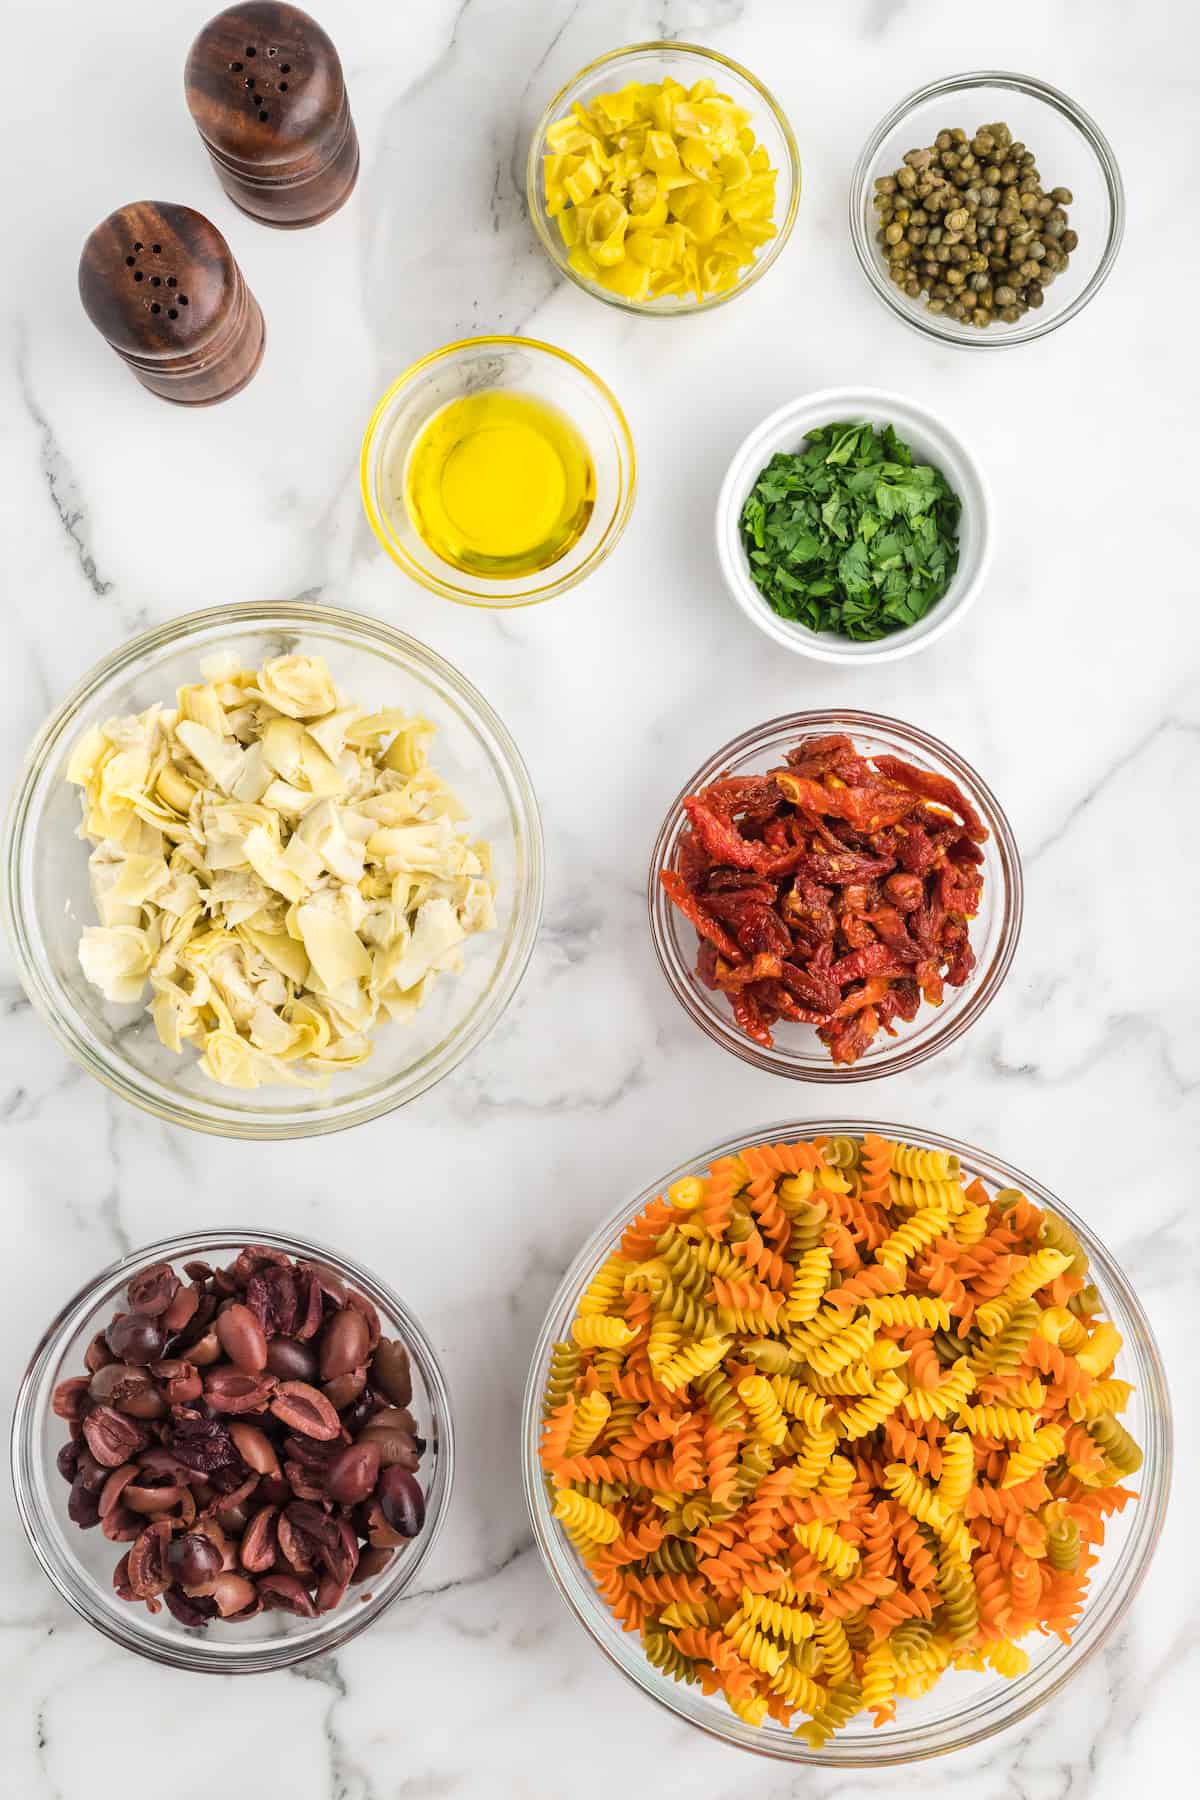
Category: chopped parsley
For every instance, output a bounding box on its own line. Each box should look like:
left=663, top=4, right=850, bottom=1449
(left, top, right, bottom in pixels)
left=739, top=421, right=962, bottom=640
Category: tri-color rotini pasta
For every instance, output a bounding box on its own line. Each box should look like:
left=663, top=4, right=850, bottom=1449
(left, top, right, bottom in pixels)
left=539, top=1132, right=1141, bottom=1745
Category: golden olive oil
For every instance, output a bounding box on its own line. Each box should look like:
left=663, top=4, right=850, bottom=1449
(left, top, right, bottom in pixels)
left=400, top=390, right=595, bottom=578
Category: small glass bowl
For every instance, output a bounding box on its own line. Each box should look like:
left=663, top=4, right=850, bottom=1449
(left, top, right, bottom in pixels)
left=12, top=1229, right=454, bottom=1673
left=1, top=602, right=543, bottom=1137
left=523, top=1119, right=1172, bottom=1763
left=647, top=711, right=1022, bottom=1081
left=849, top=72, right=1124, bottom=347
left=527, top=41, right=800, bottom=317
left=360, top=337, right=636, bottom=607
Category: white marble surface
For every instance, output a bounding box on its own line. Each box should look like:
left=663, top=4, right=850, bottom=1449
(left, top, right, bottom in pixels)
left=0, top=0, right=1195, bottom=1793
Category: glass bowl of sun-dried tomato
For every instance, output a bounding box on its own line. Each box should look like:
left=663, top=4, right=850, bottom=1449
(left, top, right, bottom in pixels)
left=648, top=712, right=1022, bottom=1080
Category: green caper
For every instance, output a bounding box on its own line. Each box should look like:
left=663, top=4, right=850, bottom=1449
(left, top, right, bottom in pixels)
left=1051, top=186, right=1073, bottom=204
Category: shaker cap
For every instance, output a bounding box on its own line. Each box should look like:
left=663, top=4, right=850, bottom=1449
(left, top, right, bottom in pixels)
left=185, top=2, right=344, bottom=168
left=78, top=201, right=264, bottom=404
left=78, top=202, right=231, bottom=356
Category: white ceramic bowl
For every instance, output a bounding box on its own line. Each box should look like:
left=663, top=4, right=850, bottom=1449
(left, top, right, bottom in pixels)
left=715, top=387, right=992, bottom=664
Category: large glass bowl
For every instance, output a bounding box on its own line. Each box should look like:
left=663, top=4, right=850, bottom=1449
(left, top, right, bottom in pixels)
left=360, top=337, right=636, bottom=607
left=1, top=602, right=543, bottom=1137
left=522, top=1120, right=1172, bottom=1764
left=648, top=711, right=1022, bottom=1081
left=12, top=1228, right=454, bottom=1673
left=527, top=42, right=800, bottom=317
left=849, top=72, right=1123, bottom=348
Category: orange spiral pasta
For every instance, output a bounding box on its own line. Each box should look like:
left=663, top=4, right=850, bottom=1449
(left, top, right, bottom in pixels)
left=539, top=1133, right=1141, bottom=1745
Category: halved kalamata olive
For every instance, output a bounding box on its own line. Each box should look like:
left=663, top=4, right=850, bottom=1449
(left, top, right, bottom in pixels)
left=216, top=1302, right=268, bottom=1375
left=84, top=1332, right=116, bottom=1374
left=166, top=1531, right=223, bottom=1588
left=255, top=1473, right=292, bottom=1507
left=266, top=1336, right=318, bottom=1382
left=239, top=1505, right=279, bottom=1573
left=164, top=1586, right=217, bottom=1627
left=324, top=1440, right=380, bottom=1506
left=341, top=1388, right=382, bottom=1437
left=150, top=1359, right=203, bottom=1406
left=358, top=1426, right=420, bottom=1472
left=98, top=1463, right=138, bottom=1518
left=319, top=1308, right=370, bottom=1381
left=350, top=1545, right=394, bottom=1586
left=126, top=1521, right=172, bottom=1598
left=306, top=1261, right=348, bottom=1308
left=127, top=1262, right=180, bottom=1318
left=52, top=1376, right=91, bottom=1421
left=229, top=1421, right=281, bottom=1476
left=315, top=1574, right=348, bottom=1613
left=345, top=1288, right=381, bottom=1349
left=123, top=1481, right=189, bottom=1516
left=212, top=1571, right=259, bottom=1618
left=378, top=1467, right=425, bottom=1538
left=270, top=1381, right=341, bottom=1440
left=82, top=1405, right=149, bottom=1468
left=101, top=1505, right=141, bottom=1542
left=106, top=1312, right=166, bottom=1366
left=292, top=1270, right=326, bottom=1341
left=162, top=1281, right=200, bottom=1335
left=204, top=1368, right=275, bottom=1414
left=258, top=1572, right=317, bottom=1616
left=371, top=1339, right=412, bottom=1408
left=322, top=1367, right=366, bottom=1410
left=185, top=1328, right=222, bottom=1368
left=56, top=1441, right=81, bottom=1483
left=112, top=1551, right=135, bottom=1601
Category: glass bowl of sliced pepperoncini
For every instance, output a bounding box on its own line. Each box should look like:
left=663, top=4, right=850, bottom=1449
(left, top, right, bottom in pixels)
left=361, top=336, right=636, bottom=606
left=527, top=42, right=800, bottom=315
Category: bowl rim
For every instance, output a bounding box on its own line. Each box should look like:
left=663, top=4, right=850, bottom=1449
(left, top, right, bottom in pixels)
left=647, top=709, right=1023, bottom=1080
left=848, top=69, right=1125, bottom=349
left=521, top=1117, right=1173, bottom=1763
left=715, top=386, right=993, bottom=664
left=12, top=1226, right=456, bottom=1673
left=359, top=334, right=638, bottom=607
left=525, top=39, right=802, bottom=317
left=0, top=599, right=545, bottom=1139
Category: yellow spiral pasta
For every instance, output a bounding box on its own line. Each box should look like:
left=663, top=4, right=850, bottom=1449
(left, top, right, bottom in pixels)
left=792, top=1520, right=860, bottom=1580
left=865, top=1294, right=952, bottom=1330
left=737, top=1374, right=788, bottom=1445
left=876, top=1208, right=950, bottom=1271
left=552, top=1487, right=620, bottom=1545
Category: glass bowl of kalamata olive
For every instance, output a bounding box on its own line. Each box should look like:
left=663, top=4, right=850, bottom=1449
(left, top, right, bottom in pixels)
left=11, top=1230, right=453, bottom=1672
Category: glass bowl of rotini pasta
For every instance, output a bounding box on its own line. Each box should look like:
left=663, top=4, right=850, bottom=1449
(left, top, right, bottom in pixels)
left=647, top=711, right=1022, bottom=1081
left=522, top=1122, right=1170, bottom=1763
left=2, top=602, right=543, bottom=1138
left=13, top=1228, right=455, bottom=1672
left=527, top=43, right=801, bottom=315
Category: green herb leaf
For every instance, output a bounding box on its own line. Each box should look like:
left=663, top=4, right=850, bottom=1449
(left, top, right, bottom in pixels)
left=737, top=422, right=961, bottom=641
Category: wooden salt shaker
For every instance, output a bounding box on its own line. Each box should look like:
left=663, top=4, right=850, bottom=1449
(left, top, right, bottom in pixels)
left=78, top=202, right=265, bottom=405
left=185, top=3, right=359, bottom=228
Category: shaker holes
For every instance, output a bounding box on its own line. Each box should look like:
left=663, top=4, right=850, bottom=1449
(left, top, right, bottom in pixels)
left=151, top=303, right=161, bottom=314
left=134, top=270, right=143, bottom=281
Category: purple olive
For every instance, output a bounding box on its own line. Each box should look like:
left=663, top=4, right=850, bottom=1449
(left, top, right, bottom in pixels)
left=68, top=1473, right=102, bottom=1528
left=324, top=1440, right=381, bottom=1506
left=166, top=1531, right=223, bottom=1587
left=266, top=1336, right=319, bottom=1382
left=377, top=1467, right=425, bottom=1538
left=106, top=1313, right=166, bottom=1366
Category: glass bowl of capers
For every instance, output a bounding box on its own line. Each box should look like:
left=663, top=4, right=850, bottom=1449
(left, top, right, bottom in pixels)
left=849, top=71, right=1123, bottom=346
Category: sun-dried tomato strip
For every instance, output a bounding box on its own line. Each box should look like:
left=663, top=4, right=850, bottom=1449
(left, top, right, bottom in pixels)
left=872, top=755, right=988, bottom=843
left=659, top=870, right=743, bottom=963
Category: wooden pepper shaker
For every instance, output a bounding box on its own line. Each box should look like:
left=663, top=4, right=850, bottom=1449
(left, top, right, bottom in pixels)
left=78, top=202, right=265, bottom=405
left=185, top=3, right=359, bottom=228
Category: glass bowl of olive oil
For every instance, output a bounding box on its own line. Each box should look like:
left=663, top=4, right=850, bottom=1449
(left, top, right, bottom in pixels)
left=361, top=337, right=637, bottom=606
